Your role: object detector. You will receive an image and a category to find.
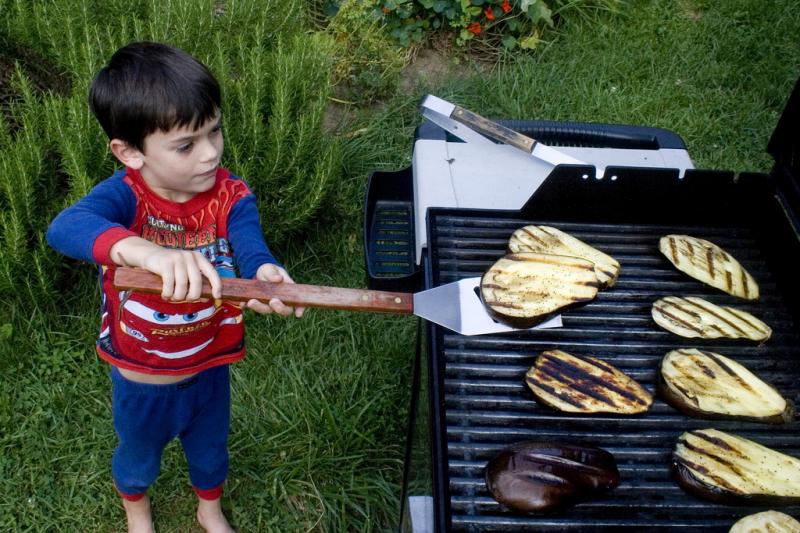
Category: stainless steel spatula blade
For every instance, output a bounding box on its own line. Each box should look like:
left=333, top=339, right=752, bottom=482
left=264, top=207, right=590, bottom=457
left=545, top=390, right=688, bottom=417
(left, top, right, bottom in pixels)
left=413, top=277, right=562, bottom=336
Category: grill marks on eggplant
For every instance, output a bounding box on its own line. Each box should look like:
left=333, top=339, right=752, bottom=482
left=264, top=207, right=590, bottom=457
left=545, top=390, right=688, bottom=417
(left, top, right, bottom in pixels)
left=652, top=296, right=772, bottom=341
left=673, top=429, right=800, bottom=504
left=477, top=230, right=794, bottom=517
left=659, top=235, right=759, bottom=299
left=526, top=350, right=653, bottom=414
left=480, top=253, right=599, bottom=327
left=508, top=225, right=620, bottom=288
left=729, top=510, right=800, bottom=533
left=659, top=349, right=793, bottom=423
left=485, top=441, right=620, bottom=513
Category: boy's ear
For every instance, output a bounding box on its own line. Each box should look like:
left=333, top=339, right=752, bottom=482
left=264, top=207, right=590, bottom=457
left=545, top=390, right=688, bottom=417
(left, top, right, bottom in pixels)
left=109, top=139, right=144, bottom=170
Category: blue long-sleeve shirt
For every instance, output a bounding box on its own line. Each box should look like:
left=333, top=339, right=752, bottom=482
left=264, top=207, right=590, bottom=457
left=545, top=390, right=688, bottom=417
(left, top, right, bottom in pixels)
left=46, top=166, right=280, bottom=375
left=47, top=167, right=279, bottom=278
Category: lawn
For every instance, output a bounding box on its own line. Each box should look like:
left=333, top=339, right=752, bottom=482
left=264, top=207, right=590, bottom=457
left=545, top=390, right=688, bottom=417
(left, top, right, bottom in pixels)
left=1, top=0, right=799, bottom=531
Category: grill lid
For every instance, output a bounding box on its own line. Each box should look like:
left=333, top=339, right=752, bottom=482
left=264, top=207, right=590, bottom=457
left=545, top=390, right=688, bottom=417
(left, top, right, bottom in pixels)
left=768, top=76, right=800, bottom=182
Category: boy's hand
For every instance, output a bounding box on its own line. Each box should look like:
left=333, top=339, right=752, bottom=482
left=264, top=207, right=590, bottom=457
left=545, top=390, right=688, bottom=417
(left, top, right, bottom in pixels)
left=141, top=248, right=222, bottom=302
left=110, top=236, right=222, bottom=302
left=248, top=264, right=305, bottom=318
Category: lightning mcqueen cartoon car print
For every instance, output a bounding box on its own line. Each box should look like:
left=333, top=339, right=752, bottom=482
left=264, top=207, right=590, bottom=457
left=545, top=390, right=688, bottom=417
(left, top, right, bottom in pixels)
left=98, top=288, right=245, bottom=373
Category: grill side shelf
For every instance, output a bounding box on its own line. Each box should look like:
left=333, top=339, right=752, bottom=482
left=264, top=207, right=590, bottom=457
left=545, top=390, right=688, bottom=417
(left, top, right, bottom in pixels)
left=363, top=168, right=422, bottom=292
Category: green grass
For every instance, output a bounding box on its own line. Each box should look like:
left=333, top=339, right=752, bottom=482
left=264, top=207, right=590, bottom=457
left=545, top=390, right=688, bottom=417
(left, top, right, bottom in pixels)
left=351, top=0, right=800, bottom=174
left=1, top=0, right=799, bottom=531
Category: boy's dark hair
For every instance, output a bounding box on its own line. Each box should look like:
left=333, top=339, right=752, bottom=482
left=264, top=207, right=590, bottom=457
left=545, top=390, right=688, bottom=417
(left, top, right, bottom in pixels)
left=89, top=42, right=220, bottom=152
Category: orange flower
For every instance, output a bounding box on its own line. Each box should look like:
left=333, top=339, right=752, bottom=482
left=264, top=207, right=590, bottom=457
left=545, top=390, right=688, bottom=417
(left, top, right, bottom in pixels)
left=500, top=0, right=512, bottom=13
left=382, top=5, right=391, bottom=13
left=484, top=6, right=495, bottom=20
left=467, top=22, right=482, bottom=34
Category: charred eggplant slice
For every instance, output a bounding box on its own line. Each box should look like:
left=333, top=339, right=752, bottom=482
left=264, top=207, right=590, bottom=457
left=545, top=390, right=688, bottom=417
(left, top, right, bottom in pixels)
left=659, top=349, right=794, bottom=424
left=659, top=234, right=759, bottom=300
left=485, top=441, right=620, bottom=513
left=652, top=296, right=771, bottom=341
left=480, top=253, right=599, bottom=328
left=526, top=350, right=652, bottom=414
left=673, top=429, right=800, bottom=505
left=508, top=225, right=620, bottom=289
left=729, top=510, right=800, bottom=533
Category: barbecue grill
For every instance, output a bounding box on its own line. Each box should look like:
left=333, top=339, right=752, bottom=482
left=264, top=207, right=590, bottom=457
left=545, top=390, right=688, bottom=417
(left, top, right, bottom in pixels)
left=365, top=79, right=800, bottom=532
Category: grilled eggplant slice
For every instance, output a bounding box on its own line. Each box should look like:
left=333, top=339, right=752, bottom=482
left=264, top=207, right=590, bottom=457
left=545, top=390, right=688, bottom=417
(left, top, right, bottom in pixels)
left=652, top=296, right=771, bottom=341
left=485, top=441, right=620, bottom=513
left=659, top=349, right=793, bottom=424
left=480, top=253, right=599, bottom=328
left=659, top=234, right=759, bottom=300
left=508, top=226, right=620, bottom=288
left=674, top=429, right=800, bottom=505
left=526, top=350, right=652, bottom=414
left=729, top=511, right=800, bottom=533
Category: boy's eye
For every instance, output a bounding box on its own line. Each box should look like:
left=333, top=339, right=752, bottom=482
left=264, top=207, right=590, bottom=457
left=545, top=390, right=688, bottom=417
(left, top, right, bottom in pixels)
left=211, top=124, right=222, bottom=133
left=177, top=142, right=194, bottom=153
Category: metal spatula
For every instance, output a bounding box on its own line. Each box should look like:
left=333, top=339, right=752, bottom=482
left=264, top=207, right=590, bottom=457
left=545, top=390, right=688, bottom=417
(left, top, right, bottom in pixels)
left=420, top=95, right=595, bottom=175
left=113, top=267, right=561, bottom=336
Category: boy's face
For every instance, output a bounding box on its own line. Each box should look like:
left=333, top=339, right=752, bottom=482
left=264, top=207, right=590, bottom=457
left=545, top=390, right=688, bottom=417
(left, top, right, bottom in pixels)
left=136, top=112, right=224, bottom=202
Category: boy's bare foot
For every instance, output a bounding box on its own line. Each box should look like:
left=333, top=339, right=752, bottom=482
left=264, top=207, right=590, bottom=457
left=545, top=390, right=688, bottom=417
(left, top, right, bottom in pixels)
left=197, top=497, right=235, bottom=533
left=122, top=495, right=155, bottom=533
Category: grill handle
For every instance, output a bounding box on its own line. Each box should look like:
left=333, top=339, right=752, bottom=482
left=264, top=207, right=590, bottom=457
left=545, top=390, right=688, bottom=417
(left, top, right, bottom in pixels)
left=113, top=267, right=414, bottom=315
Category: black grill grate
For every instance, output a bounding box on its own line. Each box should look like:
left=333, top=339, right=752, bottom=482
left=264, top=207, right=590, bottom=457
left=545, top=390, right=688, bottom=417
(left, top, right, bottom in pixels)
left=426, top=212, right=800, bottom=532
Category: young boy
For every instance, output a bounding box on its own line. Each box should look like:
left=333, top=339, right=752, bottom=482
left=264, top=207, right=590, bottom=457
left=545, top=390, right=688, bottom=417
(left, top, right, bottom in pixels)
left=46, top=42, right=302, bottom=533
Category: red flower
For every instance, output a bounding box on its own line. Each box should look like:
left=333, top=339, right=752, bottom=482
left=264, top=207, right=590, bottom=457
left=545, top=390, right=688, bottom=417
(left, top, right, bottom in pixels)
left=467, top=22, right=482, bottom=34
left=484, top=6, right=495, bottom=20
left=500, top=0, right=512, bottom=13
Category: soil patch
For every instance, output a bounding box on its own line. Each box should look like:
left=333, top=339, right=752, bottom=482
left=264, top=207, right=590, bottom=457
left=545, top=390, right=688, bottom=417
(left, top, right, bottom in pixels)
left=323, top=41, right=468, bottom=135
left=399, top=45, right=460, bottom=93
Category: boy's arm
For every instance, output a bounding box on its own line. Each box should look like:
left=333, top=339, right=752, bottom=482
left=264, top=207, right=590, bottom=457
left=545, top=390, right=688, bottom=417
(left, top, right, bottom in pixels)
left=227, top=193, right=303, bottom=317
left=46, top=173, right=221, bottom=301
left=46, top=173, right=139, bottom=264
left=226, top=194, right=281, bottom=278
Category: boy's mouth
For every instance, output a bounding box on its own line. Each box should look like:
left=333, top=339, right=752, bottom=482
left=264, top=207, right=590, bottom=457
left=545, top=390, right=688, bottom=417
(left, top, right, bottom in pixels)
left=198, top=167, right=218, bottom=179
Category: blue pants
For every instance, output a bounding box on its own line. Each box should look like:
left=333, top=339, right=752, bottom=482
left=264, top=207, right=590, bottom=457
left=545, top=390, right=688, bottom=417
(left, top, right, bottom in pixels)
left=111, top=364, right=230, bottom=500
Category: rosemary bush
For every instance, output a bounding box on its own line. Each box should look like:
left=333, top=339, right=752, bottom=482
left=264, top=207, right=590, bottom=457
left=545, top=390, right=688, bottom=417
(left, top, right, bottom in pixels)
left=0, top=0, right=342, bottom=310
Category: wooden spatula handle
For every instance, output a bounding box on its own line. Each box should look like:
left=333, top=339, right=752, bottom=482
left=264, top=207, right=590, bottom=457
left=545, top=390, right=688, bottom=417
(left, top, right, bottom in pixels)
left=113, top=267, right=414, bottom=315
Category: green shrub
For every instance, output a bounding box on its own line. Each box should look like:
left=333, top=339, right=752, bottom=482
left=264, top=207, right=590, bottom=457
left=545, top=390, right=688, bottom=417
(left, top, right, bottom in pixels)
left=0, top=68, right=65, bottom=310
left=376, top=0, right=624, bottom=49
left=328, top=0, right=410, bottom=103
left=0, top=0, right=342, bottom=311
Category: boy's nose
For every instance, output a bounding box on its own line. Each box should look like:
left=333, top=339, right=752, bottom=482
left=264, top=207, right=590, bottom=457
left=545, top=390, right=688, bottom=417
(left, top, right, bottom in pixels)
left=199, top=139, right=221, bottom=163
